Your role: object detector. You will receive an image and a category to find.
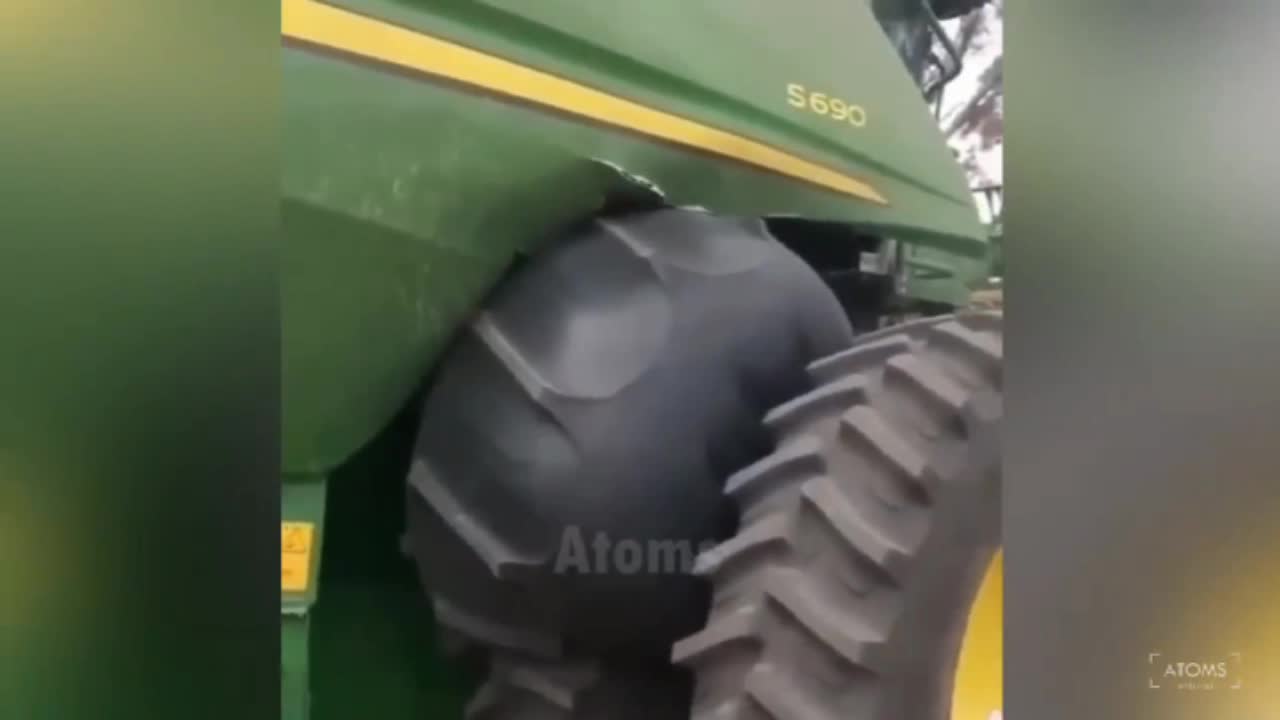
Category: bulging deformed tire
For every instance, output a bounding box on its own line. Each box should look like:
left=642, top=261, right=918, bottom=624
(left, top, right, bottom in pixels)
left=931, top=0, right=991, bottom=20
left=404, top=209, right=856, bottom=659
left=673, top=313, right=1002, bottom=720
left=465, top=650, right=692, bottom=720
left=403, top=208, right=860, bottom=719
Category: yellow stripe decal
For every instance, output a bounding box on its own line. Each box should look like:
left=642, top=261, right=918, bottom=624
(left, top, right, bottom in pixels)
left=281, top=0, right=888, bottom=206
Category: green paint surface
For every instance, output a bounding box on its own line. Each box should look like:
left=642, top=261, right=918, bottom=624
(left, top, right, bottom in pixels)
left=283, top=0, right=988, bottom=474
left=282, top=406, right=474, bottom=720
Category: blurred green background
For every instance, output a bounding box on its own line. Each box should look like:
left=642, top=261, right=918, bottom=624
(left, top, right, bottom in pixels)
left=1, top=1, right=278, bottom=717
left=1009, top=2, right=1279, bottom=719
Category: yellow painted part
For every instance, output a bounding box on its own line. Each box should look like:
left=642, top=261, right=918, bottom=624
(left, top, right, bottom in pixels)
left=280, top=0, right=888, bottom=206
left=280, top=522, right=316, bottom=593
left=952, top=549, right=1003, bottom=720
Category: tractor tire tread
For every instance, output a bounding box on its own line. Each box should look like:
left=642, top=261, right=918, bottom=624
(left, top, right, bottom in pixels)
left=675, top=312, right=1002, bottom=719
left=465, top=651, right=691, bottom=720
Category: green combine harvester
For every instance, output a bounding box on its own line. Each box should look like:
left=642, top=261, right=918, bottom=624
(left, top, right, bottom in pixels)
left=973, top=184, right=1003, bottom=278
left=281, top=0, right=1002, bottom=718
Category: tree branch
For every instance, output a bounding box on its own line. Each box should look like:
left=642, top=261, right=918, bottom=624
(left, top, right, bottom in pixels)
left=944, top=54, right=1003, bottom=138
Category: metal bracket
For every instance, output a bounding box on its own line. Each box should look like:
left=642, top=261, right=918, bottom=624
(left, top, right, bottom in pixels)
left=921, top=0, right=964, bottom=109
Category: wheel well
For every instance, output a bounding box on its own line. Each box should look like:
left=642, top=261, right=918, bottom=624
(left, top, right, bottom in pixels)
left=764, top=217, right=896, bottom=332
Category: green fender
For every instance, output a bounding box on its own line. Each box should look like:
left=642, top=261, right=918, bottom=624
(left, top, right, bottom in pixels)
left=283, top=0, right=987, bottom=474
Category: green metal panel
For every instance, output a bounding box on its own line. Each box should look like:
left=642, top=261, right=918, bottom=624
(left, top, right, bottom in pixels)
left=281, top=406, right=475, bottom=720
left=282, top=615, right=311, bottom=720
left=282, top=0, right=987, bottom=474
left=905, top=243, right=990, bottom=305
left=282, top=478, right=326, bottom=720
left=416, top=0, right=976, bottom=215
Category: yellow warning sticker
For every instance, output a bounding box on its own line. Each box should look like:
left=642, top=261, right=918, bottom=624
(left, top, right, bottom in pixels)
left=281, top=522, right=315, bottom=593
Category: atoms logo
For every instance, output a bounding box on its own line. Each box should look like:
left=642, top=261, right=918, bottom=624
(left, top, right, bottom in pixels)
left=1147, top=652, right=1242, bottom=691
left=552, top=526, right=719, bottom=576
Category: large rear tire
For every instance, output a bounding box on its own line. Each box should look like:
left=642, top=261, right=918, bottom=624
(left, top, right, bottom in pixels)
left=465, top=650, right=692, bottom=720
left=931, top=0, right=991, bottom=20
left=673, top=313, right=1002, bottom=719
left=403, top=208, right=860, bottom=719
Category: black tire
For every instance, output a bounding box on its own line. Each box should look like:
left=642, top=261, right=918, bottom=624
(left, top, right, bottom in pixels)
left=405, top=208, right=860, bottom=718
left=464, top=650, right=692, bottom=720
left=403, top=209, right=856, bottom=659
left=931, top=0, right=990, bottom=20
left=673, top=312, right=1002, bottom=719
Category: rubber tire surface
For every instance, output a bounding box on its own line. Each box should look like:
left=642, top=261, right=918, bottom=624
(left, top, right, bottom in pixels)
left=465, top=650, right=692, bottom=720
left=673, top=313, right=1002, bottom=720
left=931, top=0, right=990, bottom=20
left=404, top=209, right=854, bottom=660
